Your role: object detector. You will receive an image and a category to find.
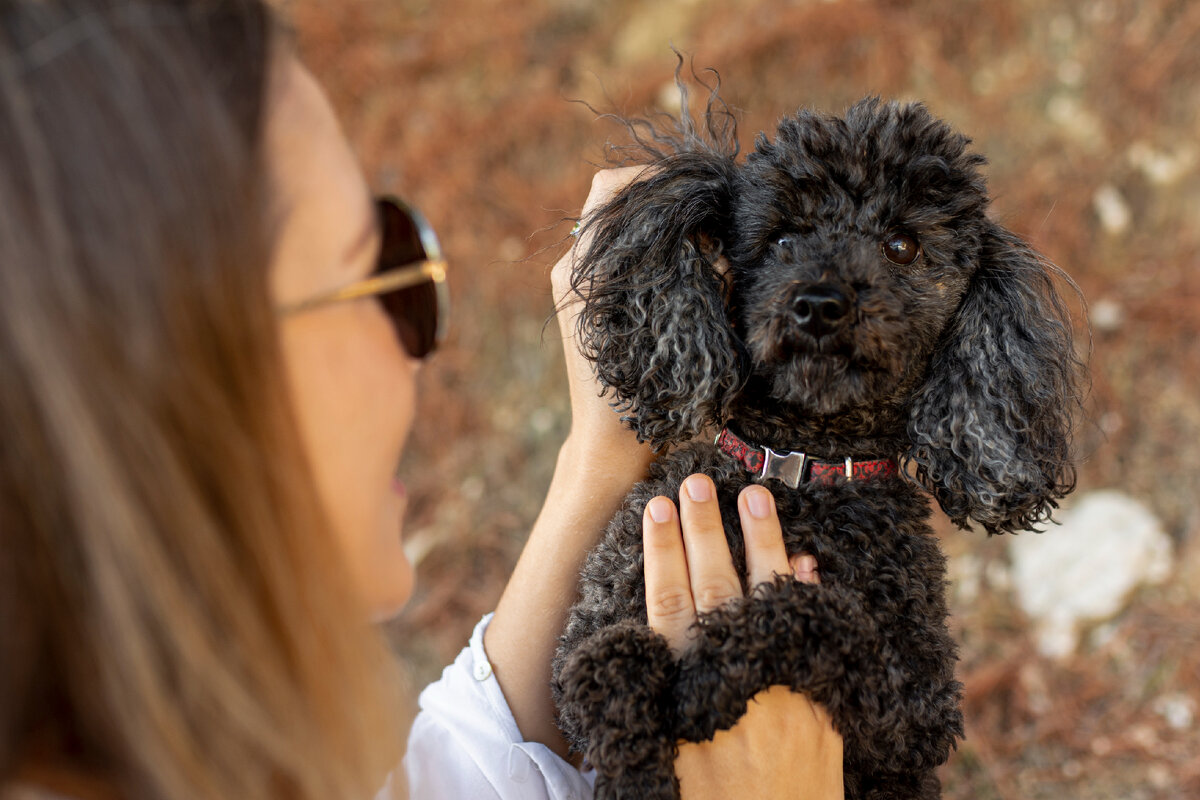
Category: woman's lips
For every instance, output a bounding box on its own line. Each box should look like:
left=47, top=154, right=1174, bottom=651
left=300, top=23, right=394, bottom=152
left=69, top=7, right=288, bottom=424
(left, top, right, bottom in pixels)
left=391, top=477, right=407, bottom=498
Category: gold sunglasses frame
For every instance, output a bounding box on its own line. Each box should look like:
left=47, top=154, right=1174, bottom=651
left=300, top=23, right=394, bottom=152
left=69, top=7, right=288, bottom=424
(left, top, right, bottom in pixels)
left=279, top=197, right=450, bottom=354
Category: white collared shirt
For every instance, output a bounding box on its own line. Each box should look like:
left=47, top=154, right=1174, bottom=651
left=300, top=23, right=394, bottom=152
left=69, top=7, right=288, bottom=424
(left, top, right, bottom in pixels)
left=396, top=615, right=595, bottom=800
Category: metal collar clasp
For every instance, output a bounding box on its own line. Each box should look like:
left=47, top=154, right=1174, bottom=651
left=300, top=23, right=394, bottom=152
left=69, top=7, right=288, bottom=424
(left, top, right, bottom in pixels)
left=760, top=447, right=808, bottom=489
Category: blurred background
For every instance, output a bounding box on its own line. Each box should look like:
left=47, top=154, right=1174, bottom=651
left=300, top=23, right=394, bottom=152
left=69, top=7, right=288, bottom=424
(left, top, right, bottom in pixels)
left=291, top=0, right=1199, bottom=797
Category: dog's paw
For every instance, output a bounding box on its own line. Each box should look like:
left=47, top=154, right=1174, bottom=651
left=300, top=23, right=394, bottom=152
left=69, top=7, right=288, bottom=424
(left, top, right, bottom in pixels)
left=669, top=577, right=880, bottom=742
left=555, top=620, right=678, bottom=780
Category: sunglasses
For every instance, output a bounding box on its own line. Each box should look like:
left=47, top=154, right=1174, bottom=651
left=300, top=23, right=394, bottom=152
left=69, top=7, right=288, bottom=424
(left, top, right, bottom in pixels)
left=280, top=196, right=449, bottom=359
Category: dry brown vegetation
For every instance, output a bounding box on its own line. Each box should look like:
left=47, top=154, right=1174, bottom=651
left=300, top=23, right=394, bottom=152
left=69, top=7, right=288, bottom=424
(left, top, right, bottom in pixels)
left=292, top=1, right=1200, bottom=796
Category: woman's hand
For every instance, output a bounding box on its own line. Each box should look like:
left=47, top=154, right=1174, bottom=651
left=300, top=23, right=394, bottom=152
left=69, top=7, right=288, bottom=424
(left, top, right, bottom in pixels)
left=485, top=167, right=661, bottom=758
left=550, top=166, right=657, bottom=467
left=643, top=475, right=844, bottom=799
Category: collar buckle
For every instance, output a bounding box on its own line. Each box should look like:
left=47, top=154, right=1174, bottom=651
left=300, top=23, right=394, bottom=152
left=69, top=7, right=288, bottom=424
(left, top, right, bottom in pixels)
left=761, top=447, right=808, bottom=489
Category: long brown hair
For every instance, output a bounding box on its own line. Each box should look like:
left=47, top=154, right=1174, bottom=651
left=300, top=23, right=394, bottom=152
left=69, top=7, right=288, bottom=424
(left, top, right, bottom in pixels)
left=0, top=2, right=402, bottom=797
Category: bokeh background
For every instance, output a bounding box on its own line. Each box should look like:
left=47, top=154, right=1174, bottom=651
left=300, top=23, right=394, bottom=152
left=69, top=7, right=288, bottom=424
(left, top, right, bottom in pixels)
left=292, top=1, right=1199, bottom=796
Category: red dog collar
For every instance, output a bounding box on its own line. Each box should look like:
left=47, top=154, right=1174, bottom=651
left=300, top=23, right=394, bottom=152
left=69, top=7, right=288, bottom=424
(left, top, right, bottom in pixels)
left=715, top=427, right=899, bottom=488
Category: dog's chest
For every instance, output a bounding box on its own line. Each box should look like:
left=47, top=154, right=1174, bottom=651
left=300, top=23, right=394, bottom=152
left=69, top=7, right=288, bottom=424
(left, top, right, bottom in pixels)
left=723, top=476, right=934, bottom=591
left=623, top=443, right=937, bottom=598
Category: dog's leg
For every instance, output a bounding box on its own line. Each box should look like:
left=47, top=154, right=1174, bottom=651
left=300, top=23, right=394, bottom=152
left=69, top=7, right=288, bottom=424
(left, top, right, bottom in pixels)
left=668, top=578, right=875, bottom=742
left=555, top=620, right=680, bottom=800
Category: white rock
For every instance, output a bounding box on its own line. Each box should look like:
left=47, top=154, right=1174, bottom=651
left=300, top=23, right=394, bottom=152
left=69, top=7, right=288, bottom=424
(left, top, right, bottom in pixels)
left=1152, top=692, right=1195, bottom=731
left=985, top=559, right=1012, bottom=592
left=1090, top=297, right=1124, bottom=332
left=656, top=81, right=683, bottom=114
left=1007, top=490, right=1173, bottom=658
left=1047, top=94, right=1107, bottom=150
left=950, top=553, right=981, bottom=606
left=1127, top=141, right=1197, bottom=186
left=1092, top=183, right=1131, bottom=235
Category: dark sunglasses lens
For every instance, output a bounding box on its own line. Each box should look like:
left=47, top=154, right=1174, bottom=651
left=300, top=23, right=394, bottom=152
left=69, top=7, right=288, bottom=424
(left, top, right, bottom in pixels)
left=380, top=277, right=439, bottom=359
left=378, top=197, right=428, bottom=266
left=377, top=198, right=441, bottom=359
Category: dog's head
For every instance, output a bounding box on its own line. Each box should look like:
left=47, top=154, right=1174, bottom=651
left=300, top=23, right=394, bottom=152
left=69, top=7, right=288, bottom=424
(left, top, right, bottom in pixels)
left=571, top=97, right=1083, bottom=533
left=733, top=100, right=988, bottom=417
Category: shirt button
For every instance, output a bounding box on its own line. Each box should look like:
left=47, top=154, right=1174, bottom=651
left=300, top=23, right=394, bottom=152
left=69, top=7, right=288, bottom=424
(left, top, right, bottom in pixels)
left=473, top=660, right=493, bottom=681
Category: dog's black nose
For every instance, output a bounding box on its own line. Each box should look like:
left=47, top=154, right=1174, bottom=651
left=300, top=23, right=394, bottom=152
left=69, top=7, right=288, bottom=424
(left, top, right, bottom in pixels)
left=793, top=285, right=851, bottom=337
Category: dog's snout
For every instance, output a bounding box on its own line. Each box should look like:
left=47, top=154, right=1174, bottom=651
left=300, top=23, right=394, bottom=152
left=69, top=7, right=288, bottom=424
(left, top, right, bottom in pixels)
left=793, top=285, right=851, bottom=337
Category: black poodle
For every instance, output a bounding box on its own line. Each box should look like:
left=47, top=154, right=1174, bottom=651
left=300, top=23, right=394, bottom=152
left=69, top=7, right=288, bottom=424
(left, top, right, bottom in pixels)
left=550, top=84, right=1084, bottom=800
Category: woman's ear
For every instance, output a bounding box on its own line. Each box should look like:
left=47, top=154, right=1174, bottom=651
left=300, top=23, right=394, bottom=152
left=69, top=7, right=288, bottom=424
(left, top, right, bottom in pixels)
left=569, top=153, right=746, bottom=449
left=905, top=223, right=1085, bottom=533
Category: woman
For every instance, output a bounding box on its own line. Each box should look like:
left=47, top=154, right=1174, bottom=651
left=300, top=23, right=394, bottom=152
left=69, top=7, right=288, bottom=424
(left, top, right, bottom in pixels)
left=0, top=1, right=843, bottom=798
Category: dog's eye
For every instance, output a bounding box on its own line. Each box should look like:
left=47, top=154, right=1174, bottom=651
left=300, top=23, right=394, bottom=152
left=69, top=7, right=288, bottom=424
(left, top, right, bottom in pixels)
left=776, top=235, right=793, bottom=248
left=882, top=232, right=920, bottom=265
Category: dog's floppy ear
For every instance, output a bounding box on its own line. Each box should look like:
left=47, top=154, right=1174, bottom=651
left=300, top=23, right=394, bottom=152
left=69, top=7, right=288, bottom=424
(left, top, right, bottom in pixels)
left=569, top=153, right=745, bottom=448
left=906, top=222, right=1083, bottom=534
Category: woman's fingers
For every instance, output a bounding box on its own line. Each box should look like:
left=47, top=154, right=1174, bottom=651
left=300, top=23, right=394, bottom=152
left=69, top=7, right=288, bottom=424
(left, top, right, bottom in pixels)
left=677, top=475, right=741, bottom=614
left=790, top=552, right=820, bottom=585
left=643, top=496, right=696, bottom=654
left=643, top=474, right=740, bottom=654
left=644, top=476, right=821, bottom=655
left=550, top=167, right=662, bottom=462
left=739, top=485, right=791, bottom=588
left=551, top=166, right=657, bottom=308
left=740, top=484, right=821, bottom=586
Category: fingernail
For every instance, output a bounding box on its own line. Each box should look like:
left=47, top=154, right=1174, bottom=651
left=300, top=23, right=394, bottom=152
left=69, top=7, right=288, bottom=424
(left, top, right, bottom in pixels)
left=647, top=497, right=673, bottom=524
left=683, top=475, right=712, bottom=503
left=744, top=487, right=772, bottom=519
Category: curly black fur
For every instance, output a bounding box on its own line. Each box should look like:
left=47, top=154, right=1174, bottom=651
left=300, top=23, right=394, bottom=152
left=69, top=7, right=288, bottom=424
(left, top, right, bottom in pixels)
left=554, top=73, right=1084, bottom=800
